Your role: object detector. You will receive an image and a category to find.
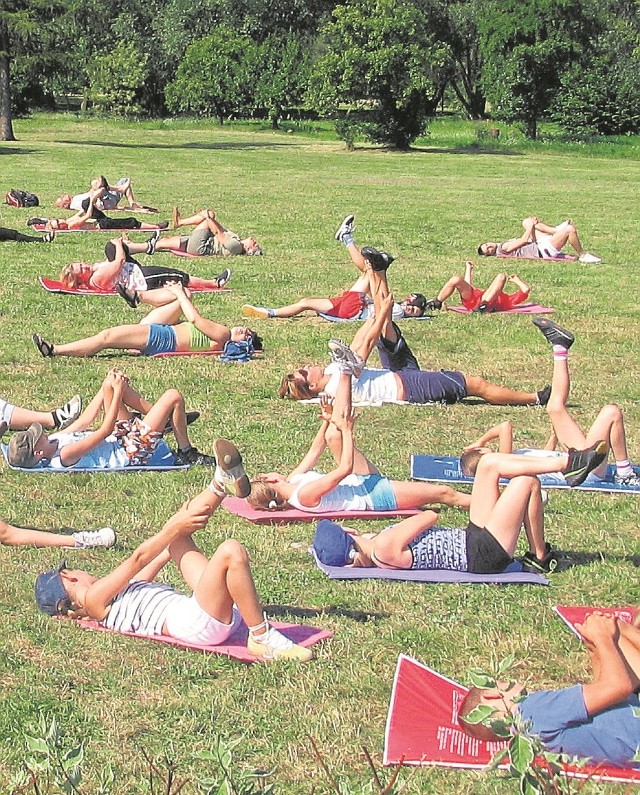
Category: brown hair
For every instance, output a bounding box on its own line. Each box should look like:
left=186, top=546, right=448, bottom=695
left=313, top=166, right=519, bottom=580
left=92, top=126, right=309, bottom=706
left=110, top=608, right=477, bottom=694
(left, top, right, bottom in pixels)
left=460, top=449, right=483, bottom=477
left=247, top=479, right=290, bottom=511
left=278, top=373, right=314, bottom=401
left=457, top=688, right=501, bottom=741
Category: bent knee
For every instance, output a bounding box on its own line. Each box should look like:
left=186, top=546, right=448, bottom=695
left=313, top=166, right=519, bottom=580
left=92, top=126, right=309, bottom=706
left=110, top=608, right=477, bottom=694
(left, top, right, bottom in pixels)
left=219, top=539, right=249, bottom=565
left=600, top=403, right=623, bottom=423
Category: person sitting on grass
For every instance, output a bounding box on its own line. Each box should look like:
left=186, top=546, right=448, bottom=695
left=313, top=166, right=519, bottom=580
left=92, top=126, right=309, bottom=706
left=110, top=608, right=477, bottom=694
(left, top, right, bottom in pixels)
left=312, top=432, right=605, bottom=574
left=59, top=237, right=231, bottom=307
left=33, top=443, right=314, bottom=662
left=7, top=368, right=214, bottom=468
left=33, top=283, right=261, bottom=359
left=55, top=176, right=157, bottom=213
left=422, top=260, right=531, bottom=313
left=0, top=519, right=115, bottom=549
left=145, top=208, right=262, bottom=257
left=458, top=612, right=640, bottom=769
left=45, top=188, right=168, bottom=231
left=0, top=226, right=55, bottom=244
left=250, top=363, right=471, bottom=514
left=477, top=216, right=601, bottom=264
left=279, top=265, right=551, bottom=407
left=460, top=318, right=640, bottom=488
left=243, top=214, right=425, bottom=321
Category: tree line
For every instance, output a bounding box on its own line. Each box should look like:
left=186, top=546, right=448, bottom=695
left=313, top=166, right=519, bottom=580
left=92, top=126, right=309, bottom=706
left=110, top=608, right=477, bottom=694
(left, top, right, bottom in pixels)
left=2, top=0, right=639, bottom=147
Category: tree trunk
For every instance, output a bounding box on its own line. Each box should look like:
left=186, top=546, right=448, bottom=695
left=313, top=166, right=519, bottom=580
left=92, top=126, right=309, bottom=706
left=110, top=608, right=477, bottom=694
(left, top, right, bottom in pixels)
left=0, top=50, right=16, bottom=141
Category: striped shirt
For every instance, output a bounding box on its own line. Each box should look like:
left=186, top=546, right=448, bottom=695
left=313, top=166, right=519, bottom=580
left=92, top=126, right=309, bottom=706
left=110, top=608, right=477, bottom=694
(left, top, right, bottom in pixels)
left=102, top=581, right=184, bottom=637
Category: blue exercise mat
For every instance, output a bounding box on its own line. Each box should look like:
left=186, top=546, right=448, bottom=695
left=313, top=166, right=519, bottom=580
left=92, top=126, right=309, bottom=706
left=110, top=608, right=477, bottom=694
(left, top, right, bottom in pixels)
left=317, top=312, right=433, bottom=323
left=410, top=454, right=640, bottom=494
left=1, top=440, right=188, bottom=472
left=310, top=549, right=549, bottom=585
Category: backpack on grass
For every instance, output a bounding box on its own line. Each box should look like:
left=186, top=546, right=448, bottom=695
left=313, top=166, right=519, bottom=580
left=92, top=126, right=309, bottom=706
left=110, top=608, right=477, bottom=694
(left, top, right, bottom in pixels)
left=5, top=188, right=39, bottom=208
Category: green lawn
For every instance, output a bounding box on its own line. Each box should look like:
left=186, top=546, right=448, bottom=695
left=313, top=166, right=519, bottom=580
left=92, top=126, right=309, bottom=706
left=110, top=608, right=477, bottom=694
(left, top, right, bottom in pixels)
left=0, top=114, right=638, bottom=794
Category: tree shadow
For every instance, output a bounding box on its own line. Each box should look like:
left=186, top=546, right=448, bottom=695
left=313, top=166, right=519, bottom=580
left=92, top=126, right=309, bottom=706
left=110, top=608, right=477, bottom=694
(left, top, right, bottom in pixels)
left=265, top=604, right=389, bottom=623
left=353, top=144, right=523, bottom=157
left=56, top=139, right=301, bottom=151
left=0, top=148, right=41, bottom=155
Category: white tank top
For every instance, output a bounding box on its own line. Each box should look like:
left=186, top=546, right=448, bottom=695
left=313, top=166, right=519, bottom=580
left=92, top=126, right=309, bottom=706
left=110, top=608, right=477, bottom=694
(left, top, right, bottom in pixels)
left=323, top=363, right=398, bottom=403
left=288, top=471, right=377, bottom=512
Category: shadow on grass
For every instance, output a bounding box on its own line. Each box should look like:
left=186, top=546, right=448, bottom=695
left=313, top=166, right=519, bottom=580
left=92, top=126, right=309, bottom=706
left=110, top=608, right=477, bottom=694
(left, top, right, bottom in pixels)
left=0, top=148, right=41, bottom=155
left=56, top=139, right=301, bottom=151
left=266, top=604, right=389, bottom=623
left=555, top=551, right=640, bottom=572
left=354, top=144, right=523, bottom=157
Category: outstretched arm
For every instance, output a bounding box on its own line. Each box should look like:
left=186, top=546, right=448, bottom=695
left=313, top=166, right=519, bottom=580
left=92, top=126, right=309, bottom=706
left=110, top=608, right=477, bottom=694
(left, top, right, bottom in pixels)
left=577, top=613, right=639, bottom=716
left=162, top=283, right=230, bottom=345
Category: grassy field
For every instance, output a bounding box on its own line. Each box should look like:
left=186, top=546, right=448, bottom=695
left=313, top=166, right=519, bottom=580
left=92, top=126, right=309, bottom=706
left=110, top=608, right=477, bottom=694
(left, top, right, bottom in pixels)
left=0, top=114, right=638, bottom=794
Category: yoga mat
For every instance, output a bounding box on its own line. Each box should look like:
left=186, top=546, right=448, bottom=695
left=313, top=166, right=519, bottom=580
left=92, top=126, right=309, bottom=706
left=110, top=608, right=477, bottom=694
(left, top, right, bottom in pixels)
left=33, top=224, right=168, bottom=233
left=383, top=654, right=640, bottom=783
left=497, top=251, right=577, bottom=261
left=317, top=311, right=433, bottom=323
left=447, top=302, right=554, bottom=315
left=410, top=455, right=640, bottom=494
left=69, top=616, right=331, bottom=663
left=553, top=605, right=637, bottom=638
left=170, top=250, right=203, bottom=258
left=222, top=496, right=421, bottom=525
left=311, top=549, right=548, bottom=585
left=1, top=440, right=188, bottom=472
left=39, top=277, right=231, bottom=295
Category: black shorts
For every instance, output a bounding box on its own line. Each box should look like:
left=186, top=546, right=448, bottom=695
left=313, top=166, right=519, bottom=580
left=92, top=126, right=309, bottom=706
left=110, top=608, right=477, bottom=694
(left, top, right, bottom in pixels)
left=96, top=217, right=142, bottom=230
left=139, top=265, right=190, bottom=290
left=465, top=522, right=512, bottom=573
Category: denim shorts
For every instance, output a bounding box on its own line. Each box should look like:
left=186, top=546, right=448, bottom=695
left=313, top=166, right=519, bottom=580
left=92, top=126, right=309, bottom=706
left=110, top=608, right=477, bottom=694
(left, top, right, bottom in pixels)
left=142, top=324, right=178, bottom=356
left=363, top=474, right=397, bottom=511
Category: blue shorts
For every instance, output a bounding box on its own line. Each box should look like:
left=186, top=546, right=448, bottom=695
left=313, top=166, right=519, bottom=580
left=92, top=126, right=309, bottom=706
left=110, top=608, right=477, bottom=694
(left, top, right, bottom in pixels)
left=142, top=324, right=177, bottom=356
left=398, top=369, right=467, bottom=404
left=363, top=474, right=397, bottom=511
left=376, top=323, right=420, bottom=371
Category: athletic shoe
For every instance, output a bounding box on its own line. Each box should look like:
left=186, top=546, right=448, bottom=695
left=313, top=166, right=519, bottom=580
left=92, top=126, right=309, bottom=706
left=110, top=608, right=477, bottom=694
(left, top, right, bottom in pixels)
left=475, top=302, right=495, bottom=314
left=174, top=446, right=216, bottom=466
left=335, top=214, right=355, bottom=242
left=54, top=395, right=82, bottom=430
left=242, top=305, right=271, bottom=319
left=613, top=473, right=640, bottom=488
left=33, top=333, right=54, bottom=358
left=423, top=298, right=443, bottom=311
left=361, top=246, right=395, bottom=272
left=116, top=284, right=140, bottom=309
left=521, top=543, right=558, bottom=574
left=71, top=527, right=117, bottom=549
left=578, top=252, right=602, bottom=264
left=156, top=221, right=169, bottom=230
left=563, top=440, right=607, bottom=487
left=146, top=230, right=161, bottom=255
left=42, top=231, right=56, bottom=243
left=328, top=339, right=365, bottom=377
left=213, top=438, right=251, bottom=498
left=215, top=268, right=232, bottom=288
left=532, top=317, right=575, bottom=349
left=247, top=626, right=314, bottom=662
left=536, top=385, right=551, bottom=406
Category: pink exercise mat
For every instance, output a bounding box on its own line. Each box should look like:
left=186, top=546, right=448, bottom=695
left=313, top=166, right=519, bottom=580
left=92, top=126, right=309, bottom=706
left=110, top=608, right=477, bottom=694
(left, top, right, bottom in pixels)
left=223, top=496, right=421, bottom=525
left=69, top=617, right=331, bottom=663
left=39, top=277, right=230, bottom=295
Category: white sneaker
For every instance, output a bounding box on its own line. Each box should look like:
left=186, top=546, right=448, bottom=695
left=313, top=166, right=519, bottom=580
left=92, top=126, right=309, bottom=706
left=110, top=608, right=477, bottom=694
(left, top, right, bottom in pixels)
left=213, top=438, right=251, bottom=498
left=335, top=214, right=355, bottom=242
left=54, top=395, right=82, bottom=429
left=578, top=252, right=602, bottom=264
left=248, top=626, right=313, bottom=662
left=71, top=527, right=117, bottom=549
left=328, top=339, right=365, bottom=377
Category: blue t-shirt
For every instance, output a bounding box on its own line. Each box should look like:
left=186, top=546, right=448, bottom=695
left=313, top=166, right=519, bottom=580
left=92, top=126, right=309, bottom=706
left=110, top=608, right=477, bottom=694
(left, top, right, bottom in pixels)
left=517, top=685, right=640, bottom=768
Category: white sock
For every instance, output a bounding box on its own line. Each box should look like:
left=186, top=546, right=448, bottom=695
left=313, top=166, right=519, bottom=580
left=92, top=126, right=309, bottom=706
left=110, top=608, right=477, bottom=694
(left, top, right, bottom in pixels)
left=616, top=460, right=634, bottom=478
left=207, top=479, right=225, bottom=497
